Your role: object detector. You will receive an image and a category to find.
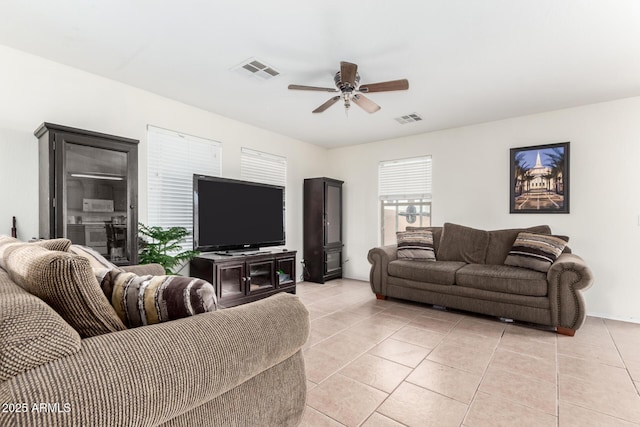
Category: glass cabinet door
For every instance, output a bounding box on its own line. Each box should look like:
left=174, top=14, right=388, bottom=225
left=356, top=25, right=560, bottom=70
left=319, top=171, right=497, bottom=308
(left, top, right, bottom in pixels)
left=217, top=263, right=246, bottom=300
left=276, top=257, right=295, bottom=287
left=247, top=260, right=275, bottom=294
left=64, top=143, right=129, bottom=262
left=325, top=250, right=342, bottom=275
left=325, top=182, right=342, bottom=246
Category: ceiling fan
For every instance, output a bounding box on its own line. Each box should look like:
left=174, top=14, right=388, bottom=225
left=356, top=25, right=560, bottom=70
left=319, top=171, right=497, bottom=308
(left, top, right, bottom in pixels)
left=288, top=61, right=409, bottom=114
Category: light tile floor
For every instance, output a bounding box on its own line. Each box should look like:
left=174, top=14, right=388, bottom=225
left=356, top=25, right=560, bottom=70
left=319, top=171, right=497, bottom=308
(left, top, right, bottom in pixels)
left=296, top=279, right=640, bottom=427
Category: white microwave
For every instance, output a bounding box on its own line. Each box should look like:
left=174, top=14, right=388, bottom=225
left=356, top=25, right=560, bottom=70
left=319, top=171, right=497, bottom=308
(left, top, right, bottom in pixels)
left=83, top=198, right=114, bottom=213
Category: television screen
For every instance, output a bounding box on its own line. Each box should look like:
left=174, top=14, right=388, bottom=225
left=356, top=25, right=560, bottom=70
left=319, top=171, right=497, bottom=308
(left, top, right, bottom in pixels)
left=193, top=175, right=285, bottom=252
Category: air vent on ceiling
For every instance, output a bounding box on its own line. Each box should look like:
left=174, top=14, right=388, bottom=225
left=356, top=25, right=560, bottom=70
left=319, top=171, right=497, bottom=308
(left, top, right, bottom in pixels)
left=232, top=58, right=281, bottom=80
left=394, top=113, right=423, bottom=124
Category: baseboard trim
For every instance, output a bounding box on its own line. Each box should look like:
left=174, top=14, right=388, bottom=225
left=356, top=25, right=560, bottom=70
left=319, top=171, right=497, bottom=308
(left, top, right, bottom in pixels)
left=587, top=312, right=640, bottom=324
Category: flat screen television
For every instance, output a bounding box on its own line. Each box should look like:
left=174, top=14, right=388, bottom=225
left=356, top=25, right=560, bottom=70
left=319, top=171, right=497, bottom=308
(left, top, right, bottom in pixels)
left=193, top=175, right=285, bottom=253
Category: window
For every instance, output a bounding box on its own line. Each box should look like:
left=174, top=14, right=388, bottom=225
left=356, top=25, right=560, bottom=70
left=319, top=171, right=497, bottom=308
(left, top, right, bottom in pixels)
left=379, top=156, right=432, bottom=245
left=240, top=147, right=286, bottom=187
left=147, top=125, right=221, bottom=251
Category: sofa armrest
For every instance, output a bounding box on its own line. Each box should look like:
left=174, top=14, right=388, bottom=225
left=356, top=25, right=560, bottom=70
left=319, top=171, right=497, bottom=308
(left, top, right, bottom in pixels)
left=121, top=262, right=166, bottom=276
left=547, top=253, right=594, bottom=331
left=367, top=245, right=398, bottom=296
left=0, top=293, right=309, bottom=427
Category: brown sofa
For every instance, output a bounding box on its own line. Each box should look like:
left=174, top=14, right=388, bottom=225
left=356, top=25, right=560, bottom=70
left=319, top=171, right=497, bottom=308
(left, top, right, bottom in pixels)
left=0, top=237, right=309, bottom=426
left=368, top=223, right=594, bottom=336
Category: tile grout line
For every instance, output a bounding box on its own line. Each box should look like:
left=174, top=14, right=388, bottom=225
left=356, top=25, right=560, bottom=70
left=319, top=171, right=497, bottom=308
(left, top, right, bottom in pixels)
left=360, top=314, right=464, bottom=426
left=603, top=318, right=638, bottom=391
left=312, top=293, right=415, bottom=427
left=459, top=325, right=506, bottom=425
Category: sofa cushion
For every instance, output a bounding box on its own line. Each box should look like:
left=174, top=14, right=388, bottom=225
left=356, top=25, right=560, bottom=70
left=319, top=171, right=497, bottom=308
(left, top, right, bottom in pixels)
left=437, top=223, right=489, bottom=264
left=0, top=269, right=81, bottom=380
left=406, top=226, right=443, bottom=254
left=1, top=242, right=127, bottom=338
left=104, top=270, right=218, bottom=327
left=504, top=232, right=569, bottom=272
left=388, top=260, right=466, bottom=285
left=397, top=230, right=436, bottom=261
left=484, top=225, right=552, bottom=265
left=455, top=264, right=548, bottom=297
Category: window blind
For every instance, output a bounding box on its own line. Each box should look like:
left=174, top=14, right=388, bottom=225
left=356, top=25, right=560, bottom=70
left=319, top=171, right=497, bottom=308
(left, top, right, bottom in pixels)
left=240, top=147, right=286, bottom=187
left=147, top=125, right=221, bottom=251
left=378, top=156, right=432, bottom=200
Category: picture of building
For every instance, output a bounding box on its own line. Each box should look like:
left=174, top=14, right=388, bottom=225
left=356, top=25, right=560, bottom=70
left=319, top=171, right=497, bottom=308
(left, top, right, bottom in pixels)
left=512, top=144, right=568, bottom=212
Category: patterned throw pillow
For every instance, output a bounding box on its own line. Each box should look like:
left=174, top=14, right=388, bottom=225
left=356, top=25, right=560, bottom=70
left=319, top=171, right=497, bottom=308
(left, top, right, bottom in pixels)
left=103, top=270, right=218, bottom=328
left=397, top=230, right=436, bottom=261
left=504, top=232, right=569, bottom=272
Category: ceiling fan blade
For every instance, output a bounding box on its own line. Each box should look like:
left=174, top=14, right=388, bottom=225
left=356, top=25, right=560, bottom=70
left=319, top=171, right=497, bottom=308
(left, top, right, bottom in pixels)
left=359, top=79, right=409, bottom=93
left=312, top=96, right=341, bottom=113
left=340, top=61, right=358, bottom=86
left=288, top=84, right=338, bottom=92
left=352, top=94, right=381, bottom=113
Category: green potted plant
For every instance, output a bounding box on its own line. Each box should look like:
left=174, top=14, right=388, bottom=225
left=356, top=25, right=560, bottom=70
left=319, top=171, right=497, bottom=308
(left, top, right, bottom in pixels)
left=138, top=223, right=200, bottom=274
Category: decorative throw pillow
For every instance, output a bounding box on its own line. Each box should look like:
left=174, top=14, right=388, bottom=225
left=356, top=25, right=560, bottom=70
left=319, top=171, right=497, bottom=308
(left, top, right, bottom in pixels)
left=405, top=226, right=443, bottom=255
left=0, top=236, right=72, bottom=269
left=69, top=244, right=122, bottom=289
left=34, top=238, right=73, bottom=252
left=1, top=242, right=127, bottom=338
left=69, top=244, right=119, bottom=270
left=504, top=232, right=569, bottom=272
left=397, top=230, right=436, bottom=261
left=103, top=270, right=218, bottom=328
left=484, top=225, right=552, bottom=265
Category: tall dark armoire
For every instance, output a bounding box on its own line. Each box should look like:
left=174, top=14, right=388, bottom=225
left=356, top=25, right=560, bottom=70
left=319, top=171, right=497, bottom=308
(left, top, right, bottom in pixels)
left=35, top=122, right=139, bottom=265
left=303, top=177, right=343, bottom=283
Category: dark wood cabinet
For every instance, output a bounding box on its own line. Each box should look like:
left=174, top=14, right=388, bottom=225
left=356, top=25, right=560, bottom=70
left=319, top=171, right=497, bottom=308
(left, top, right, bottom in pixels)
left=303, top=177, right=343, bottom=283
left=190, top=250, right=296, bottom=308
left=35, top=123, right=139, bottom=265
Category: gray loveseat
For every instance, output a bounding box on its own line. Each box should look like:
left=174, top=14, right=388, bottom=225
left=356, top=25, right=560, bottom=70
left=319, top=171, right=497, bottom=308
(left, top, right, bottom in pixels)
left=0, top=237, right=309, bottom=426
left=368, top=223, right=593, bottom=336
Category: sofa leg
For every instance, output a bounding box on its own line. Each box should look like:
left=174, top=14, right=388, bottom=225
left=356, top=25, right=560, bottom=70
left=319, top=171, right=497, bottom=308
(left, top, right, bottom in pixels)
left=557, top=326, right=575, bottom=337
left=375, top=293, right=387, bottom=300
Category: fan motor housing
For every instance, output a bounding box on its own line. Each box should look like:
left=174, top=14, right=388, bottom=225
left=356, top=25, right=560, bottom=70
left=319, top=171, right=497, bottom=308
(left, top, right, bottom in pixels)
left=334, top=71, right=360, bottom=92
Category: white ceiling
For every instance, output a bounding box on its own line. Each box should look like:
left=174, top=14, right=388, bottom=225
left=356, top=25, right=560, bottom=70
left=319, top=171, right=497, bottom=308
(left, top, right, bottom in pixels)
left=2, top=1, right=640, bottom=148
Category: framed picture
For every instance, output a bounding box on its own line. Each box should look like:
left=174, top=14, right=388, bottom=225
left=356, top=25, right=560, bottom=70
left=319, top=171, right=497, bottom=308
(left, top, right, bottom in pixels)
left=510, top=142, right=570, bottom=213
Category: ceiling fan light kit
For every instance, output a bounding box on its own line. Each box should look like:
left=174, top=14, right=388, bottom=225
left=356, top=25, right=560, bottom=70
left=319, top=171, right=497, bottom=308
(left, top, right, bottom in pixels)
left=289, top=61, right=409, bottom=114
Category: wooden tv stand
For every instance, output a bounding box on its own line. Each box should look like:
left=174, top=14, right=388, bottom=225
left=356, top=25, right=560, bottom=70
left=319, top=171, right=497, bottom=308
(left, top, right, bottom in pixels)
left=190, top=250, right=296, bottom=308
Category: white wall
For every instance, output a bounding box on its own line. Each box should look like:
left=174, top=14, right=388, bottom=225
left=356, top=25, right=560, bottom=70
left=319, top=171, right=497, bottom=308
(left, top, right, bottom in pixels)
left=0, top=45, right=327, bottom=266
left=327, top=97, right=640, bottom=323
